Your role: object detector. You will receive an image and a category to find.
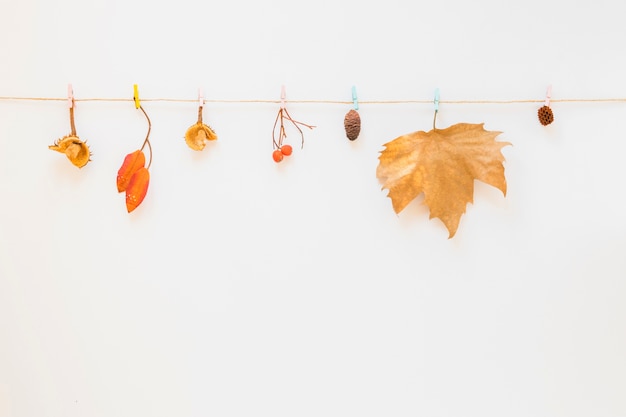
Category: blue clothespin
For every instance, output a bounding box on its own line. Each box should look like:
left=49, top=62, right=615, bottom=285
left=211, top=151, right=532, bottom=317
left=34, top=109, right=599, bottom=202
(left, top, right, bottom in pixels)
left=433, top=88, right=440, bottom=129
left=351, top=86, right=359, bottom=111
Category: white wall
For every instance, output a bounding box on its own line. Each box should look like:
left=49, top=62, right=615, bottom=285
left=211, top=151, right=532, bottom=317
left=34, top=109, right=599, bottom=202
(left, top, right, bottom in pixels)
left=1, top=0, right=625, bottom=416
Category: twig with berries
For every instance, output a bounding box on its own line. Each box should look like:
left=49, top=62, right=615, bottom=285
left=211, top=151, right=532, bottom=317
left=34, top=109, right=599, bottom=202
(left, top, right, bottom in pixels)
left=271, top=86, right=315, bottom=163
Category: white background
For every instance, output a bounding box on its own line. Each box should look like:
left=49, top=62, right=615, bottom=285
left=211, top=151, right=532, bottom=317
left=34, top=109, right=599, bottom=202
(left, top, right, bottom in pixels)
left=1, top=0, right=626, bottom=416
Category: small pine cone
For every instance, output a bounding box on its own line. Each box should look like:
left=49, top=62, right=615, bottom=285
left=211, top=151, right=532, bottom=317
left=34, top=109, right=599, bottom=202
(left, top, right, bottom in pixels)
left=344, top=109, right=361, bottom=141
left=538, top=105, right=554, bottom=126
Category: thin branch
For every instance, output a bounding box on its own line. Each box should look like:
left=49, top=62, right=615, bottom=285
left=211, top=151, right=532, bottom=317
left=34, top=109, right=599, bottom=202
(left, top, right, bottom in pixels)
left=69, top=106, right=77, bottom=136
left=282, top=108, right=315, bottom=149
left=272, top=108, right=282, bottom=149
left=138, top=106, right=153, bottom=170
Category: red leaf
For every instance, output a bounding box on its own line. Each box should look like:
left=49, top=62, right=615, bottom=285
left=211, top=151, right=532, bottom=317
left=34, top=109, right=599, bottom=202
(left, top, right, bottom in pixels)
left=117, top=150, right=145, bottom=192
left=125, top=167, right=150, bottom=213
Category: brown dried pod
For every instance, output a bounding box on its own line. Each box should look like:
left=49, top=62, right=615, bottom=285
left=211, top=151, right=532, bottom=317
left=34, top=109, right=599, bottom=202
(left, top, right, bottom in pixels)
left=49, top=135, right=91, bottom=168
left=185, top=104, right=217, bottom=151
left=538, top=105, right=554, bottom=126
left=185, top=123, right=217, bottom=151
left=344, top=109, right=361, bottom=141
left=50, top=95, right=91, bottom=168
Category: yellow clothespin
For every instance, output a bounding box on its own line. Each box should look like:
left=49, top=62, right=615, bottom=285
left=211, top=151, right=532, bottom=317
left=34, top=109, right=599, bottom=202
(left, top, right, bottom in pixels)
left=133, top=84, right=141, bottom=109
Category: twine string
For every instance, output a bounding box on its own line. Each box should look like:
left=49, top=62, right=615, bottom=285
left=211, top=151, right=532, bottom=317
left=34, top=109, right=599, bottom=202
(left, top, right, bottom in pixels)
left=1, top=96, right=626, bottom=105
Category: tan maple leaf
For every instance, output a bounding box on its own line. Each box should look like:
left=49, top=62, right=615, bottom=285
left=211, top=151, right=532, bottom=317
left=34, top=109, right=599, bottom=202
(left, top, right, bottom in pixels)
left=376, top=123, right=511, bottom=238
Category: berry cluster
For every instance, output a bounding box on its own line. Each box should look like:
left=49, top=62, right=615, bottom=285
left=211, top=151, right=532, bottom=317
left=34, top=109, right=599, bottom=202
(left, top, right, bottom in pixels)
left=272, top=144, right=293, bottom=163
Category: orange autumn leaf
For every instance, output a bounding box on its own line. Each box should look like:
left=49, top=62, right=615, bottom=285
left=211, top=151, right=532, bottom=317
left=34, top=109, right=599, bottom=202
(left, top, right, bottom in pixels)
left=117, top=150, right=145, bottom=192
left=125, top=167, right=150, bottom=213
left=376, top=123, right=511, bottom=238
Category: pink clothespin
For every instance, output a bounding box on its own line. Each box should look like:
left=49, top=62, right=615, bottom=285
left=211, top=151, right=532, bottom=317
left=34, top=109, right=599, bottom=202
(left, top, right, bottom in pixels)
left=198, top=88, right=204, bottom=108
left=68, top=84, right=75, bottom=109
left=280, top=85, right=286, bottom=109
left=545, top=85, right=552, bottom=107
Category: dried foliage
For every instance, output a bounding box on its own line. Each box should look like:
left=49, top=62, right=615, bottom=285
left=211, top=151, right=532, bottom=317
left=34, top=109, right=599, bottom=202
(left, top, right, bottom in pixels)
left=125, top=166, right=150, bottom=213
left=117, top=106, right=152, bottom=213
left=117, top=150, right=145, bottom=192
left=377, top=123, right=511, bottom=238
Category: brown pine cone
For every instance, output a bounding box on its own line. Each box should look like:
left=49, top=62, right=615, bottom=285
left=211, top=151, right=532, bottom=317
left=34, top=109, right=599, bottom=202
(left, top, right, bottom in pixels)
left=538, top=105, right=554, bottom=126
left=344, top=109, right=361, bottom=141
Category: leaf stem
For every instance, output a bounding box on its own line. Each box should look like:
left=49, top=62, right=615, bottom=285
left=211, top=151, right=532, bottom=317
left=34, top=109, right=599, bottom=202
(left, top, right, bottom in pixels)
left=138, top=105, right=153, bottom=169
left=272, top=108, right=282, bottom=149
left=69, top=106, right=77, bottom=136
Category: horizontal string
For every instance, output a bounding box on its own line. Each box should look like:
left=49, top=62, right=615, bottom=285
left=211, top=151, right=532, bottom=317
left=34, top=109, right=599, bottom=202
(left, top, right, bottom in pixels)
left=1, top=96, right=626, bottom=105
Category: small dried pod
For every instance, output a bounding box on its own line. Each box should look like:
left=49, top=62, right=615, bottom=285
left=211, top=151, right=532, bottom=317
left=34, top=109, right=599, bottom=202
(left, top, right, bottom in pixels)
left=344, top=109, right=361, bottom=141
left=49, top=135, right=91, bottom=168
left=185, top=123, right=217, bottom=151
left=537, top=105, right=554, bottom=126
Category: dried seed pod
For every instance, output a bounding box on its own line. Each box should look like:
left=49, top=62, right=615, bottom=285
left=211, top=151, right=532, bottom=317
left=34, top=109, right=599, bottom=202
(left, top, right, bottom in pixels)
left=49, top=135, right=91, bottom=168
left=185, top=123, right=217, bottom=151
left=344, top=109, right=361, bottom=141
left=537, top=105, right=554, bottom=126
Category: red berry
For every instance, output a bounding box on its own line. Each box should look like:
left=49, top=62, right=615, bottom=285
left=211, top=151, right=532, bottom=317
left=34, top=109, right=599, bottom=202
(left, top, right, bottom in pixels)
left=272, top=150, right=283, bottom=163
left=280, top=144, right=293, bottom=156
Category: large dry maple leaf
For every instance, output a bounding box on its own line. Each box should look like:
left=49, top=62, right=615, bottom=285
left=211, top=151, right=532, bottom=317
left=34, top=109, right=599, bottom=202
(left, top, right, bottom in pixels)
left=377, top=123, right=511, bottom=238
